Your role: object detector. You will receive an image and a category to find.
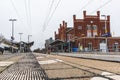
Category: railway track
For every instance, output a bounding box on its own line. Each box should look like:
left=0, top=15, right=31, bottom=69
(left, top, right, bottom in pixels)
left=59, top=61, right=115, bottom=80
left=37, top=54, right=120, bottom=80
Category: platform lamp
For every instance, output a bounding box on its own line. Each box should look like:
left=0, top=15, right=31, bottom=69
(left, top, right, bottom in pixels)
left=28, top=35, right=32, bottom=52
left=9, top=19, right=17, bottom=53
left=18, top=33, right=23, bottom=52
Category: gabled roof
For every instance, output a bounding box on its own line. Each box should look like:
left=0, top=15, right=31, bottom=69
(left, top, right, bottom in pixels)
left=50, top=39, right=64, bottom=45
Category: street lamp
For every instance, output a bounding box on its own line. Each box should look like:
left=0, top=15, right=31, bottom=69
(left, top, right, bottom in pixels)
left=28, top=35, right=32, bottom=43
left=19, top=33, right=23, bottom=52
left=101, top=15, right=108, bottom=52
left=28, top=35, right=32, bottom=52
left=18, top=33, right=23, bottom=42
left=9, top=19, right=17, bottom=53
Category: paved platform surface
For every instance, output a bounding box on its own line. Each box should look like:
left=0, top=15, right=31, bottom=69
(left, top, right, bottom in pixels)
left=53, top=52, right=120, bottom=62
left=0, top=53, right=48, bottom=80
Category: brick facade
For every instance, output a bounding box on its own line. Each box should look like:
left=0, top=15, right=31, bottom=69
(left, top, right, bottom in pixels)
left=55, top=21, right=67, bottom=41
left=73, top=11, right=111, bottom=38
left=53, top=11, right=120, bottom=52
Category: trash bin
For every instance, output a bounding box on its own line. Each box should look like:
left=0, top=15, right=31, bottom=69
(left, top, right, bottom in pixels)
left=72, top=48, right=78, bottom=52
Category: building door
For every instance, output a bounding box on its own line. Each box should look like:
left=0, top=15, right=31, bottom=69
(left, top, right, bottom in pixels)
left=88, top=43, right=92, bottom=51
left=113, top=42, right=119, bottom=52
left=99, top=40, right=107, bottom=52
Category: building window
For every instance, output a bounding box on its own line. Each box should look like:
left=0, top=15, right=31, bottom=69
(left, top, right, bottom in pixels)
left=93, top=25, right=98, bottom=37
left=87, top=25, right=92, bottom=37
left=93, top=25, right=97, bottom=30
left=113, top=42, right=119, bottom=52
left=100, top=40, right=106, bottom=43
left=87, top=25, right=91, bottom=30
left=78, top=26, right=82, bottom=29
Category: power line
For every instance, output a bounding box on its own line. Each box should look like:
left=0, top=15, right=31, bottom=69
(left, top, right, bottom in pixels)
left=28, top=0, right=31, bottom=27
left=77, top=0, right=93, bottom=14
left=42, top=0, right=55, bottom=31
left=43, top=0, right=61, bottom=32
left=90, top=0, right=112, bottom=14
left=24, top=0, right=29, bottom=28
left=59, top=0, right=93, bottom=28
left=10, top=0, right=21, bottom=21
left=28, top=0, right=32, bottom=34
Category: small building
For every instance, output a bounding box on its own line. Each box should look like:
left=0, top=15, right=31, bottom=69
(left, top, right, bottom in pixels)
left=45, top=37, right=54, bottom=53
left=16, top=41, right=34, bottom=53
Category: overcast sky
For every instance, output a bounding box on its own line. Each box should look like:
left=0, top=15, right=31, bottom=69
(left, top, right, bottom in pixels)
left=0, top=0, right=120, bottom=49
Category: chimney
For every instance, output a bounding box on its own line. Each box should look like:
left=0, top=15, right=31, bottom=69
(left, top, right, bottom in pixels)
left=60, top=24, right=62, bottom=29
left=65, top=22, right=67, bottom=28
left=54, top=31, right=56, bottom=35
left=60, top=24, right=61, bottom=27
left=73, top=15, right=76, bottom=21
left=83, top=11, right=86, bottom=18
left=97, top=11, right=100, bottom=18
left=107, top=15, right=110, bottom=21
left=58, top=28, right=60, bottom=33
left=63, top=21, right=65, bottom=26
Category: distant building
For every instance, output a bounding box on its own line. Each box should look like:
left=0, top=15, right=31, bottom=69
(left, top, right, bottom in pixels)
left=45, top=37, right=54, bottom=53
left=15, top=41, right=34, bottom=53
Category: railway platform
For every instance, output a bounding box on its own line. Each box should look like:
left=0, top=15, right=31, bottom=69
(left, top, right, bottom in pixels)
left=52, top=52, right=120, bottom=62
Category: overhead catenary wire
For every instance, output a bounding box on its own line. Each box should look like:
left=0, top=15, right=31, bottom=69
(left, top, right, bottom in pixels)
left=67, top=0, right=93, bottom=23
left=76, top=0, right=93, bottom=14
left=28, top=0, right=31, bottom=27
left=42, top=0, right=55, bottom=31
left=90, top=0, right=112, bottom=14
left=10, top=0, right=22, bottom=22
left=28, top=0, right=32, bottom=34
left=39, top=0, right=55, bottom=47
left=43, top=0, right=61, bottom=32
left=24, top=0, right=30, bottom=28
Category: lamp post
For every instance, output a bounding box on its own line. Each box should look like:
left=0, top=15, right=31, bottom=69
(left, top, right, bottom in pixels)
left=28, top=35, right=32, bottom=43
left=19, top=33, right=23, bottom=42
left=101, top=15, right=108, bottom=52
left=19, top=33, right=23, bottom=52
left=9, top=19, right=17, bottom=53
left=28, top=35, right=32, bottom=52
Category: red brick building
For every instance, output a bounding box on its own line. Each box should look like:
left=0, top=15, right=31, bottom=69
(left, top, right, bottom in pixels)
left=55, top=21, right=67, bottom=41
left=52, top=11, right=120, bottom=52
left=73, top=11, right=110, bottom=38
left=73, top=11, right=120, bottom=52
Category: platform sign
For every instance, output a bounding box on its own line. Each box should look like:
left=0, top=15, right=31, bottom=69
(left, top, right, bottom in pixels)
left=100, top=43, right=107, bottom=52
